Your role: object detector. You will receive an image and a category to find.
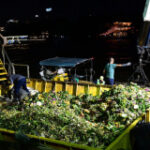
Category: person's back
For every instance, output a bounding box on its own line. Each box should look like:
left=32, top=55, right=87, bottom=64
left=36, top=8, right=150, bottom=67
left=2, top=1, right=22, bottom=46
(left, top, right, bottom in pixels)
left=10, top=74, right=25, bottom=83
left=9, top=74, right=29, bottom=101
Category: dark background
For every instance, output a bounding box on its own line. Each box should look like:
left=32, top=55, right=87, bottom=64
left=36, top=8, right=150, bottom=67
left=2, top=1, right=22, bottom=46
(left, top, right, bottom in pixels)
left=0, top=0, right=148, bottom=82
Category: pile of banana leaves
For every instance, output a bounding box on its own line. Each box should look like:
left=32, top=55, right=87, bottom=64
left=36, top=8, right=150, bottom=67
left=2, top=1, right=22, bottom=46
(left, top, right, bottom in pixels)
left=0, top=82, right=150, bottom=149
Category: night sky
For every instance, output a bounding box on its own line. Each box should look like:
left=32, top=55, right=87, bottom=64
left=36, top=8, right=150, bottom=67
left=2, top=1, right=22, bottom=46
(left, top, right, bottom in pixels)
left=0, top=0, right=146, bottom=21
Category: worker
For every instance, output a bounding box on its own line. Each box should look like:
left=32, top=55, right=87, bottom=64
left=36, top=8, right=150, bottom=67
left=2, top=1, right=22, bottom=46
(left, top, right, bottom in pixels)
left=8, top=74, right=30, bottom=101
left=97, top=76, right=105, bottom=85
left=39, top=66, right=57, bottom=80
left=103, top=57, right=131, bottom=85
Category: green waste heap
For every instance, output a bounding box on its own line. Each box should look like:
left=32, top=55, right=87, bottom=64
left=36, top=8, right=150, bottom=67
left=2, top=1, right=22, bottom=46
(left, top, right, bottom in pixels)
left=0, top=82, right=150, bottom=149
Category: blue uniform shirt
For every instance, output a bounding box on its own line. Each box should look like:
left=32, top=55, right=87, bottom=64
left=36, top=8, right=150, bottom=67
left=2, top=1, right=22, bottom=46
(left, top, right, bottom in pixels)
left=105, top=63, right=117, bottom=79
left=9, top=74, right=25, bottom=84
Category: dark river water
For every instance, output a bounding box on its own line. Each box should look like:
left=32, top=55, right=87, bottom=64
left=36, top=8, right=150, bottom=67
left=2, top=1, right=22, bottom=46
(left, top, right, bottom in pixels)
left=4, top=36, right=150, bottom=83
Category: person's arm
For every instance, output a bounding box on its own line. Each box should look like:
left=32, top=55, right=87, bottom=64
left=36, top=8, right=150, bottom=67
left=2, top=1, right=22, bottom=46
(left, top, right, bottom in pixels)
left=116, top=62, right=131, bottom=67
left=116, top=64, right=122, bottom=67
left=53, top=70, right=57, bottom=74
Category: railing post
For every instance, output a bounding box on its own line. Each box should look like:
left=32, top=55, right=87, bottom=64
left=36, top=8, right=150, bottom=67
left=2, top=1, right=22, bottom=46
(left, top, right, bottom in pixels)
left=52, top=82, right=56, bottom=92
left=12, top=63, right=15, bottom=74
left=27, top=65, right=30, bottom=78
left=145, top=109, right=150, bottom=123
left=44, top=82, right=47, bottom=92
left=73, top=83, right=78, bottom=96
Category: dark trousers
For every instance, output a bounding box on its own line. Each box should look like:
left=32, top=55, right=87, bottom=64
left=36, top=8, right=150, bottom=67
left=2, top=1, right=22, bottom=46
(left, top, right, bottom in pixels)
left=14, top=78, right=29, bottom=99
left=106, top=78, right=114, bottom=85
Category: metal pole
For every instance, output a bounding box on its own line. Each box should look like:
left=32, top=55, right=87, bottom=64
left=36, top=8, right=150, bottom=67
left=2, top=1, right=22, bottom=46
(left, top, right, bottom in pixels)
left=90, top=59, right=93, bottom=82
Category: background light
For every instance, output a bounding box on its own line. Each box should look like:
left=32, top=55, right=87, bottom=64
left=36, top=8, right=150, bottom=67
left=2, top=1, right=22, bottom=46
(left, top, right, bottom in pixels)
left=45, top=7, right=52, bottom=12
left=35, top=14, right=39, bottom=18
left=7, top=19, right=19, bottom=23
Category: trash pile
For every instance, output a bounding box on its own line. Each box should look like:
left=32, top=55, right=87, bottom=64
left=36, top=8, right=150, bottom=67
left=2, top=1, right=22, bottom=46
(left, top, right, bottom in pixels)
left=0, top=83, right=149, bottom=149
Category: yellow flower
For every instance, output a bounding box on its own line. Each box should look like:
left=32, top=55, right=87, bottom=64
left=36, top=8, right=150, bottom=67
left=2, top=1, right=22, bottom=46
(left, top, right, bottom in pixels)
left=115, top=122, right=120, bottom=128
left=147, top=92, right=150, bottom=97
left=52, top=101, right=56, bottom=105
left=64, top=100, right=70, bottom=105
left=30, top=103, right=34, bottom=106
left=84, top=109, right=90, bottom=113
left=123, top=91, right=129, bottom=96
left=122, top=99, right=127, bottom=103
left=38, top=94, right=43, bottom=99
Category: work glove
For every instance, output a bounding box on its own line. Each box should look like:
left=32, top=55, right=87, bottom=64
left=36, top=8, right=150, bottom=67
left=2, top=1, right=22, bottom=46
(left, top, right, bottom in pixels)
left=122, top=62, right=132, bottom=67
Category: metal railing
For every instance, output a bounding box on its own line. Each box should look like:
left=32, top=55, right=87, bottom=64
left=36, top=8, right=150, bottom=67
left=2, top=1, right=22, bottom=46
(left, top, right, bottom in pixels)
left=11, top=63, right=30, bottom=79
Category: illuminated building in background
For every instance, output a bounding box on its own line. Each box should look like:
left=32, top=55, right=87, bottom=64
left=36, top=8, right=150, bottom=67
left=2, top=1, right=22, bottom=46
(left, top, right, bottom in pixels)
left=99, top=21, right=134, bottom=38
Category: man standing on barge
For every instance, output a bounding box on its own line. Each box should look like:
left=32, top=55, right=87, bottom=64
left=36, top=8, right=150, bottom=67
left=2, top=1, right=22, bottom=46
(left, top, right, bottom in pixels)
left=103, top=57, right=131, bottom=85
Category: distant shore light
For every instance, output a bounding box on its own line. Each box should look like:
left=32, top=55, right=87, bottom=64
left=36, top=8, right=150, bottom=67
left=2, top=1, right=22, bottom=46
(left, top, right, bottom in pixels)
left=46, top=7, right=52, bottom=12
left=35, top=14, right=39, bottom=18
left=7, top=19, right=19, bottom=23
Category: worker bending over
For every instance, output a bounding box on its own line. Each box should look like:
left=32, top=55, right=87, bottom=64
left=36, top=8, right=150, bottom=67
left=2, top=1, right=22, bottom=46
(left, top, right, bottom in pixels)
left=8, top=74, right=30, bottom=101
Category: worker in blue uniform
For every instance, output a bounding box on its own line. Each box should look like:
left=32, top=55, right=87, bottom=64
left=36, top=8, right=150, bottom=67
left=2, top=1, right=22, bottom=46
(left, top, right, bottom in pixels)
left=103, top=57, right=131, bottom=85
left=8, top=74, right=30, bottom=101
